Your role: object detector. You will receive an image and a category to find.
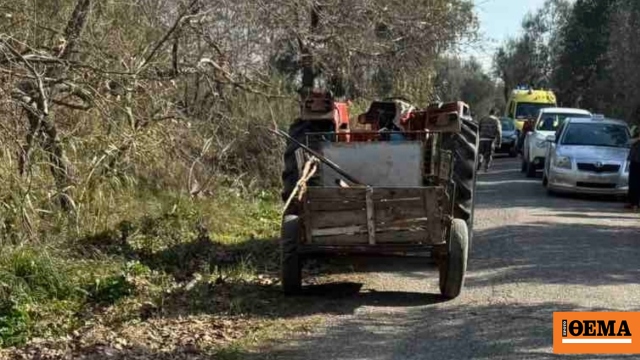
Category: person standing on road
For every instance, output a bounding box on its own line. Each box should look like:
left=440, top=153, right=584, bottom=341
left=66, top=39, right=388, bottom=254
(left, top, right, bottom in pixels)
left=478, top=108, right=502, bottom=172
left=625, top=126, right=640, bottom=211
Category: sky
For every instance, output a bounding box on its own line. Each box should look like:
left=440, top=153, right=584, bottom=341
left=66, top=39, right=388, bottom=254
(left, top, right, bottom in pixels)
left=469, top=0, right=548, bottom=72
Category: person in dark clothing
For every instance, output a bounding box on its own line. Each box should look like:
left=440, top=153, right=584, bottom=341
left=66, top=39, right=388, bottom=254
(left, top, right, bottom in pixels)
left=478, top=108, right=502, bottom=172
left=626, top=126, right=640, bottom=210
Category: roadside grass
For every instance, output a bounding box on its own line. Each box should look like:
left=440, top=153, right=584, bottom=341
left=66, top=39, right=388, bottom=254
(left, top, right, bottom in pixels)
left=0, top=181, right=317, bottom=357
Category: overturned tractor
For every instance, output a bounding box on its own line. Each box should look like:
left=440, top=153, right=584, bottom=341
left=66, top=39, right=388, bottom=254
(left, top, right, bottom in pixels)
left=279, top=90, right=479, bottom=299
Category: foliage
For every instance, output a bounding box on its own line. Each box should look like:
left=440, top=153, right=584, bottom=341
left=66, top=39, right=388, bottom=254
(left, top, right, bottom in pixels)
left=493, top=0, right=640, bottom=123
left=493, top=0, right=572, bottom=102
left=434, top=56, right=503, bottom=117
left=0, top=0, right=481, bottom=353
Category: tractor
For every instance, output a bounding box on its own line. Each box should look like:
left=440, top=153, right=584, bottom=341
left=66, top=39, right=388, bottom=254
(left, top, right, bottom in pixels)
left=279, top=89, right=479, bottom=299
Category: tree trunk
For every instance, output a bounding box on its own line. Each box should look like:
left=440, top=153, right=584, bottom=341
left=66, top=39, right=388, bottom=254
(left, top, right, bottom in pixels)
left=300, top=2, right=320, bottom=91
left=17, top=0, right=92, bottom=211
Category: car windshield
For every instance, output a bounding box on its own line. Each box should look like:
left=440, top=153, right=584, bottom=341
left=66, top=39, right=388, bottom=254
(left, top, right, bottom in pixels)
left=561, top=123, right=630, bottom=147
left=536, top=113, right=591, bottom=131
left=500, top=118, right=515, bottom=131
left=515, top=103, right=554, bottom=119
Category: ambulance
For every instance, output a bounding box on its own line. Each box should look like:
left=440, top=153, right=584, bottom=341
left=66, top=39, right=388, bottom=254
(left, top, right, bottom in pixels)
left=505, top=86, right=557, bottom=131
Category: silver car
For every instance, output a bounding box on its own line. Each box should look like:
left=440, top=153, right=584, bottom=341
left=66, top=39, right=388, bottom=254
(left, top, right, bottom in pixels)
left=543, top=117, right=631, bottom=195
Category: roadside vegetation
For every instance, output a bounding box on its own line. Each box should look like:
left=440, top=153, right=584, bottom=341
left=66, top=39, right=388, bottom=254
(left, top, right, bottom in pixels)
left=495, top=0, right=640, bottom=125
left=4, top=0, right=637, bottom=357
left=0, top=0, right=491, bottom=357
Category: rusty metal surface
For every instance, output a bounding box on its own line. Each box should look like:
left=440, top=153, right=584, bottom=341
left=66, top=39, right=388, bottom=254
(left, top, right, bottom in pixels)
left=318, top=141, right=424, bottom=187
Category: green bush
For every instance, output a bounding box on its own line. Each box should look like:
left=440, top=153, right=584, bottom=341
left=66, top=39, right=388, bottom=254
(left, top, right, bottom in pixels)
left=0, top=249, right=76, bottom=302
left=86, top=274, right=134, bottom=306
left=0, top=300, right=30, bottom=348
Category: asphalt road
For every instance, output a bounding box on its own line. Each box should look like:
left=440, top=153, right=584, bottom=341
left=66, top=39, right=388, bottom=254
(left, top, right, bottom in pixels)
left=256, top=156, right=640, bottom=360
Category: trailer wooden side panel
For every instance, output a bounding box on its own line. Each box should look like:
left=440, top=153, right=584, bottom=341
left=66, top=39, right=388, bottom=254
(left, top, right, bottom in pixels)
left=303, top=187, right=446, bottom=246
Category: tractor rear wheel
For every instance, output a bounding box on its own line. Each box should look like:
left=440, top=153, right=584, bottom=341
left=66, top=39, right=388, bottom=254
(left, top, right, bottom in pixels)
left=281, top=119, right=335, bottom=215
left=439, top=219, right=469, bottom=299
left=281, top=215, right=302, bottom=296
left=441, top=118, right=479, bottom=251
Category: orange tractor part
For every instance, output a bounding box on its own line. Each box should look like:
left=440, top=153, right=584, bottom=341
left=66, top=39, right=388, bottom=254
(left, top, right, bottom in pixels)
left=300, top=89, right=351, bottom=141
left=299, top=89, right=471, bottom=142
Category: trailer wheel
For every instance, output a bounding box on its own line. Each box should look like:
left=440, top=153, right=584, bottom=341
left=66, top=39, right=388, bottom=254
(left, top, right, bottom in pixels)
left=281, top=215, right=302, bottom=295
left=441, top=119, right=479, bottom=250
left=439, top=219, right=469, bottom=299
left=281, top=119, right=334, bottom=215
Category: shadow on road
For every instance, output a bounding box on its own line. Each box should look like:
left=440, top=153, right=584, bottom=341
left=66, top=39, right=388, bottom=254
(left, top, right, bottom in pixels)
left=242, top=301, right=640, bottom=360
left=475, top=158, right=627, bottom=212
left=470, top=221, right=640, bottom=287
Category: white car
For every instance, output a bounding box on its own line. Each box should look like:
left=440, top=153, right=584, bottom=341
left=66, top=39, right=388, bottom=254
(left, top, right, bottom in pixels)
left=522, top=107, right=592, bottom=177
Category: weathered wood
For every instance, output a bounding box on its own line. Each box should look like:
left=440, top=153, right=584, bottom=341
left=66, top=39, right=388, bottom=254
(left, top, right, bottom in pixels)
left=302, top=192, right=313, bottom=244
left=312, top=226, right=364, bottom=237
left=311, top=219, right=429, bottom=237
left=375, top=199, right=425, bottom=223
left=425, top=187, right=444, bottom=244
left=312, top=230, right=431, bottom=245
left=311, top=210, right=367, bottom=229
left=430, top=134, right=438, bottom=176
left=377, top=218, right=429, bottom=229
left=366, top=187, right=376, bottom=245
left=439, top=150, right=453, bottom=180
left=306, top=200, right=366, bottom=212
left=307, top=187, right=439, bottom=202
left=310, top=202, right=430, bottom=228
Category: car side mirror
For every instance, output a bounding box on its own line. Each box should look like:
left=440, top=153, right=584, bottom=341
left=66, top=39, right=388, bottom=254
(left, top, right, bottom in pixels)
left=546, top=135, right=556, bottom=143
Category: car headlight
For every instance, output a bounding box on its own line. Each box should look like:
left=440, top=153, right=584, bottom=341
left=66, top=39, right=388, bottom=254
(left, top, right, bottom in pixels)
left=554, top=156, right=572, bottom=169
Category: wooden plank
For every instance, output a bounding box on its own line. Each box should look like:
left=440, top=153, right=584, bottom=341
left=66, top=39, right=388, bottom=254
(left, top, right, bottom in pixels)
left=302, top=192, right=313, bottom=244
left=311, top=233, right=368, bottom=245
left=312, top=230, right=432, bottom=246
left=311, top=209, right=367, bottom=229
left=311, top=220, right=428, bottom=237
left=307, top=187, right=366, bottom=202
left=312, top=226, right=365, bottom=237
left=307, top=197, right=425, bottom=214
left=366, top=187, right=376, bottom=245
left=377, top=230, right=430, bottom=244
left=425, top=187, right=444, bottom=244
left=371, top=188, right=432, bottom=201
left=375, top=199, right=425, bottom=223
left=306, top=200, right=365, bottom=212
left=377, top=218, right=429, bottom=230
left=307, top=187, right=440, bottom=202
left=309, top=201, right=426, bottom=227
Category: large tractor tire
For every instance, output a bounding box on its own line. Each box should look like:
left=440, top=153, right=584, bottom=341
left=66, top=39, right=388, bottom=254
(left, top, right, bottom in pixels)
left=281, top=119, right=335, bottom=215
left=439, top=219, right=469, bottom=299
left=281, top=215, right=302, bottom=296
left=441, top=119, right=479, bottom=251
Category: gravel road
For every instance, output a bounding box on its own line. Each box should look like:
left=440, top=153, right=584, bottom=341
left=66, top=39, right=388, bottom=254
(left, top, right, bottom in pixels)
left=255, top=156, right=640, bottom=360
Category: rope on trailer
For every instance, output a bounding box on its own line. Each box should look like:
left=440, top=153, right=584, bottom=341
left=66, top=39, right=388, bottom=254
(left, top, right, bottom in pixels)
left=283, top=156, right=319, bottom=213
